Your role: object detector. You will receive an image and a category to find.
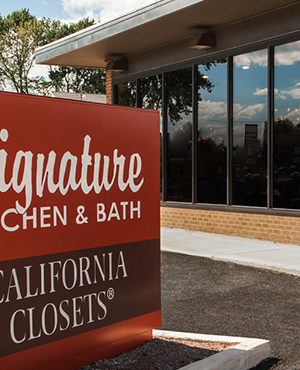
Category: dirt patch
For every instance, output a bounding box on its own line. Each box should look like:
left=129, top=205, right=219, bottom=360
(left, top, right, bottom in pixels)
left=80, top=336, right=236, bottom=370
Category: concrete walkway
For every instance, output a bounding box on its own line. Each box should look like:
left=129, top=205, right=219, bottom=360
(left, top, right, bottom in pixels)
left=161, top=227, right=300, bottom=276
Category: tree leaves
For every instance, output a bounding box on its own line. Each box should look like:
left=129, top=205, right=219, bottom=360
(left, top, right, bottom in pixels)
left=41, top=17, right=106, bottom=94
left=0, top=9, right=106, bottom=95
left=0, top=9, right=45, bottom=93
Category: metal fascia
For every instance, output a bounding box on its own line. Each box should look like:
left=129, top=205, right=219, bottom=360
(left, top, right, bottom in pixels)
left=35, top=0, right=205, bottom=65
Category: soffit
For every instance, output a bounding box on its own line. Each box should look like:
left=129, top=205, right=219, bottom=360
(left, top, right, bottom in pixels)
left=35, top=0, right=300, bottom=69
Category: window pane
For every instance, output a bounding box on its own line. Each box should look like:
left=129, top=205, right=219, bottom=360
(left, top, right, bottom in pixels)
left=117, top=81, right=136, bottom=107
left=274, top=41, right=300, bottom=209
left=167, top=68, right=193, bottom=202
left=140, top=75, right=163, bottom=197
left=233, top=49, right=268, bottom=207
left=197, top=60, right=227, bottom=204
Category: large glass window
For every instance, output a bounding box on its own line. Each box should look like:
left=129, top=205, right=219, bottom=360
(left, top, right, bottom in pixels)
left=166, top=68, right=193, bottom=202
left=274, top=41, right=300, bottom=209
left=233, top=50, right=268, bottom=207
left=114, top=39, right=300, bottom=213
left=197, top=60, right=227, bottom=204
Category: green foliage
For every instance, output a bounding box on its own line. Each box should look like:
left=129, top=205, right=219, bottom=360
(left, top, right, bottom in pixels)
left=0, top=9, right=45, bottom=93
left=41, top=18, right=94, bottom=44
left=41, top=18, right=106, bottom=94
left=0, top=9, right=106, bottom=95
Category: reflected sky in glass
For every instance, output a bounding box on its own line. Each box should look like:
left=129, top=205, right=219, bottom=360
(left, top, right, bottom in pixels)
left=275, top=40, right=300, bottom=124
left=233, top=49, right=268, bottom=147
left=198, top=61, right=227, bottom=145
left=197, top=61, right=227, bottom=205
left=274, top=41, right=300, bottom=209
left=233, top=49, right=268, bottom=207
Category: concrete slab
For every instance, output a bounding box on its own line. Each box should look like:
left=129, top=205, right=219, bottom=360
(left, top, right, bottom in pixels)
left=161, top=227, right=300, bottom=275
left=153, top=330, right=271, bottom=370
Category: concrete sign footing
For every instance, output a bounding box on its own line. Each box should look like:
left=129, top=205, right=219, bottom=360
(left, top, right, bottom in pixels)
left=153, top=330, right=271, bottom=370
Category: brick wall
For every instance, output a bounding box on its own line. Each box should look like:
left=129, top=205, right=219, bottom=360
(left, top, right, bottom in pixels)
left=161, top=206, right=300, bottom=245
left=106, top=71, right=112, bottom=104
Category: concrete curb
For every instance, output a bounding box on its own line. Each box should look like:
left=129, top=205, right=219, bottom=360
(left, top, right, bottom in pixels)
left=153, top=330, right=271, bottom=370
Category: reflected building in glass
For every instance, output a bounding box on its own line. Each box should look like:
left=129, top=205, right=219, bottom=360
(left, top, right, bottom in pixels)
left=115, top=37, right=300, bottom=218
left=233, top=50, right=268, bottom=207
left=35, top=0, right=300, bottom=244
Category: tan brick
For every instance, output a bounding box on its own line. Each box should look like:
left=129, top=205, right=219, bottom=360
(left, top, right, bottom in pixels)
left=160, top=206, right=300, bottom=245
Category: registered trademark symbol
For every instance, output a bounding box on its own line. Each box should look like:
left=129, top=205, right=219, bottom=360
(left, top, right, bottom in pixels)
left=107, top=287, right=115, bottom=300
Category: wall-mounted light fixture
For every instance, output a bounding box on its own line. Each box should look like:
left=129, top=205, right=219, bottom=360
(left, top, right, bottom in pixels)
left=105, top=56, right=128, bottom=72
left=187, top=32, right=216, bottom=50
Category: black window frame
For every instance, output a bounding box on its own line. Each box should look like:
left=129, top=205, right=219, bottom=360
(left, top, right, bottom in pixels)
left=112, top=36, right=300, bottom=218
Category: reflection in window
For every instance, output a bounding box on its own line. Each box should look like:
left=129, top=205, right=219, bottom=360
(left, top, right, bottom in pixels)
left=233, top=49, right=268, bottom=207
left=117, top=81, right=136, bottom=106
left=274, top=41, right=300, bottom=209
left=141, top=76, right=162, bottom=109
left=140, top=75, right=163, bottom=196
left=198, top=60, right=227, bottom=204
left=167, top=68, right=193, bottom=202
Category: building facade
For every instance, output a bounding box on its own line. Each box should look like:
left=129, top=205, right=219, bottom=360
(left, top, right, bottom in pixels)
left=36, top=0, right=300, bottom=244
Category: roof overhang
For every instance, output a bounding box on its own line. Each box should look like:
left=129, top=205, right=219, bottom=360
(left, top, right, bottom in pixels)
left=35, top=0, right=300, bottom=70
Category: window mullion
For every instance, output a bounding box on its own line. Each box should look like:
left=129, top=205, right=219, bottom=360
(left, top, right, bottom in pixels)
left=227, top=56, right=233, bottom=206
left=192, top=65, right=198, bottom=204
left=268, top=46, right=274, bottom=209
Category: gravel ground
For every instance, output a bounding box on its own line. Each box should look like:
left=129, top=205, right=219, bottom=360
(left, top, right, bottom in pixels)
left=80, top=337, right=234, bottom=370
left=160, top=251, right=300, bottom=370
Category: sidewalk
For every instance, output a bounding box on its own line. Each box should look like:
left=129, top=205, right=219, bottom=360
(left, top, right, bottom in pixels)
left=161, top=227, right=300, bottom=276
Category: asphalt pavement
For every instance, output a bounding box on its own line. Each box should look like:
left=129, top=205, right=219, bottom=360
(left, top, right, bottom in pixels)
left=160, top=227, right=300, bottom=370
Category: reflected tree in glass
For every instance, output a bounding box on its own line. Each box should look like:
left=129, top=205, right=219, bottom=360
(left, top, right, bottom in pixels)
left=141, top=75, right=162, bottom=111
left=141, top=75, right=163, bottom=196
left=166, top=68, right=194, bottom=202
left=117, top=81, right=136, bottom=107
left=198, top=60, right=227, bottom=204
left=166, top=65, right=224, bottom=202
left=274, top=40, right=300, bottom=209
left=233, top=49, right=268, bottom=207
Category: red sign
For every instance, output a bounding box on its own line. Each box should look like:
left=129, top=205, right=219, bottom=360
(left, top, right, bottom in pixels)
left=0, top=92, right=161, bottom=370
